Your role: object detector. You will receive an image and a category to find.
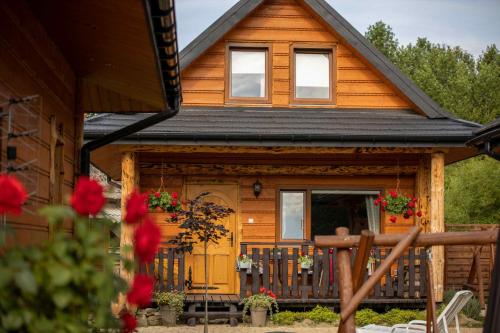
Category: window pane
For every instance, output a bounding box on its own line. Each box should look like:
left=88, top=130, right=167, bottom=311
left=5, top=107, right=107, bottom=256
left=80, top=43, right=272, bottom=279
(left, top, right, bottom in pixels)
left=295, top=52, right=330, bottom=99
left=231, top=50, right=266, bottom=98
left=281, top=192, right=304, bottom=239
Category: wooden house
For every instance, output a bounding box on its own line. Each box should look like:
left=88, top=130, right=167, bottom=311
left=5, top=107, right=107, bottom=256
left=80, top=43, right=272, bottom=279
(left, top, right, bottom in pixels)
left=85, top=0, right=481, bottom=304
left=0, top=0, right=177, bottom=244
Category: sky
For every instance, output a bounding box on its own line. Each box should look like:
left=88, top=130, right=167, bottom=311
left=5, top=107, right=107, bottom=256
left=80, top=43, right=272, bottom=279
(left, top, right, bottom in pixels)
left=176, top=0, right=500, bottom=57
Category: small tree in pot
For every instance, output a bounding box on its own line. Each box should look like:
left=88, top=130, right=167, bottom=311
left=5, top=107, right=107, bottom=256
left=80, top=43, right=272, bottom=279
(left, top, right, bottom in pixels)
left=156, top=291, right=185, bottom=326
left=242, top=288, right=279, bottom=327
left=168, top=192, right=234, bottom=333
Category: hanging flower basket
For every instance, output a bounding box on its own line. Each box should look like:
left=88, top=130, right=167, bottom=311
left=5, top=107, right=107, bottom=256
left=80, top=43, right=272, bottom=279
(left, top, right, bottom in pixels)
left=374, top=191, right=422, bottom=223
left=148, top=191, right=181, bottom=212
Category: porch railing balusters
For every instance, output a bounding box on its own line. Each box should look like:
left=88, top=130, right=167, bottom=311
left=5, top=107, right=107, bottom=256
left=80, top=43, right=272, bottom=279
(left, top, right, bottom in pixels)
left=292, top=248, right=299, bottom=297
left=312, top=248, right=320, bottom=298
left=263, top=248, right=270, bottom=290
left=251, top=248, right=260, bottom=295
left=282, top=248, right=289, bottom=298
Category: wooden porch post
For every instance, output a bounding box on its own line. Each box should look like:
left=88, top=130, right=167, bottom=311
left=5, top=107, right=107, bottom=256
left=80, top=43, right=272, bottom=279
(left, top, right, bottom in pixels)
left=416, top=155, right=431, bottom=232
left=430, top=152, right=445, bottom=302
left=120, top=151, right=139, bottom=284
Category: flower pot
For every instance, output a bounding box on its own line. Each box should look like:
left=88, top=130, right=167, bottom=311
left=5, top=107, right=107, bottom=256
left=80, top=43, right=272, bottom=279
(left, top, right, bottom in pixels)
left=250, top=306, right=267, bottom=327
left=238, top=261, right=251, bottom=270
left=160, top=305, right=177, bottom=326
left=300, top=262, right=312, bottom=270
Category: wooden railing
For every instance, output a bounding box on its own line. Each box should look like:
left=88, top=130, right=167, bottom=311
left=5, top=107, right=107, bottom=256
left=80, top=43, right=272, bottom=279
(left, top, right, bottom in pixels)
left=239, top=243, right=427, bottom=302
left=139, top=247, right=185, bottom=292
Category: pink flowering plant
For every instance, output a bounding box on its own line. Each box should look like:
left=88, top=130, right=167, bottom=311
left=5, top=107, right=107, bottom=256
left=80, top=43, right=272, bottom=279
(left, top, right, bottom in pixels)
left=374, top=190, right=422, bottom=223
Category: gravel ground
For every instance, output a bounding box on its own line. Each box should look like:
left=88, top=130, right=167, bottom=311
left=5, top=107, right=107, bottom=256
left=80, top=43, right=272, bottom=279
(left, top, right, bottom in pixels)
left=138, top=325, right=483, bottom=333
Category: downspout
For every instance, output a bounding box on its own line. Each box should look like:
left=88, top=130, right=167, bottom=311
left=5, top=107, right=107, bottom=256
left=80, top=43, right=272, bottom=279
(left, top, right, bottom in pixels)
left=80, top=0, right=181, bottom=175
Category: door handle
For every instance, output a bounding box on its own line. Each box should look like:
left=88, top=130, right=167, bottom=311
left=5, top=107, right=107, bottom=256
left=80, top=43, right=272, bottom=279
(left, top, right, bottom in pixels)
left=228, top=232, right=234, bottom=247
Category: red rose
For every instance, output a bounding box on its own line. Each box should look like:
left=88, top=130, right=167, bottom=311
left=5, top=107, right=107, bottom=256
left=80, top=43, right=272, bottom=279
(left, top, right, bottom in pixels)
left=134, top=217, right=161, bottom=264
left=389, top=216, right=397, bottom=223
left=70, top=176, right=105, bottom=216
left=127, top=274, right=154, bottom=307
left=172, top=192, right=178, bottom=199
left=121, top=312, right=137, bottom=333
left=260, top=287, right=266, bottom=293
left=416, top=211, right=422, bottom=217
left=406, top=209, right=413, bottom=216
left=125, top=190, right=148, bottom=224
left=408, top=201, right=415, bottom=208
left=0, top=174, right=28, bottom=215
left=390, top=191, right=398, bottom=198
left=154, top=192, right=161, bottom=198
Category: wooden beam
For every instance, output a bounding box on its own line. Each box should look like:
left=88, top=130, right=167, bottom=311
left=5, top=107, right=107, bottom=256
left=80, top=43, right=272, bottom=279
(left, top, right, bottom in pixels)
left=426, top=249, right=438, bottom=333
left=430, top=152, right=445, bottom=301
left=416, top=155, right=431, bottom=231
left=340, top=227, right=421, bottom=322
left=120, top=144, right=447, bottom=155
left=139, top=163, right=417, bottom=176
left=352, top=230, right=374, bottom=293
left=315, top=230, right=498, bottom=248
left=336, top=227, right=355, bottom=333
left=120, top=152, right=139, bottom=284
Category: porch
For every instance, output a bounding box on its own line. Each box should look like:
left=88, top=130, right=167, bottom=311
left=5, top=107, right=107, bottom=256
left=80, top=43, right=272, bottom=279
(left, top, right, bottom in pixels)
left=146, top=244, right=428, bottom=306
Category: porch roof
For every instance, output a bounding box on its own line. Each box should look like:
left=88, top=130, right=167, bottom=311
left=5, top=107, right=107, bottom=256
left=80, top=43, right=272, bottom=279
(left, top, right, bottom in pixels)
left=84, top=107, right=479, bottom=147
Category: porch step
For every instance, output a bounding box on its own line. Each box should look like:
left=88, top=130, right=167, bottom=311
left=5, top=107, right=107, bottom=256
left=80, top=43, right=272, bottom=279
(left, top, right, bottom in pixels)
left=185, top=294, right=241, bottom=327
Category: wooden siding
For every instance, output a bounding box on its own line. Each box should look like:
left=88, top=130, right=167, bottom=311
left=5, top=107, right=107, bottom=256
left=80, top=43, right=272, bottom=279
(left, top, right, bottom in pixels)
left=181, top=0, right=412, bottom=109
left=140, top=166, right=417, bottom=245
left=0, top=0, right=77, bottom=244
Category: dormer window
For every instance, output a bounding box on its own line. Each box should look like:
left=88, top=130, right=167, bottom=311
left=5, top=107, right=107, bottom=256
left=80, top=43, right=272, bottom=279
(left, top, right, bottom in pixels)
left=291, top=45, right=336, bottom=104
left=226, top=44, right=271, bottom=103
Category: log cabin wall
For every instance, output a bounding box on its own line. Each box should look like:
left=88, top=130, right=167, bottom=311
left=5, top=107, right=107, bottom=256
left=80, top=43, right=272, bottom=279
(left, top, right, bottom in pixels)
left=0, top=1, right=77, bottom=244
left=139, top=158, right=418, bottom=246
left=181, top=0, right=413, bottom=109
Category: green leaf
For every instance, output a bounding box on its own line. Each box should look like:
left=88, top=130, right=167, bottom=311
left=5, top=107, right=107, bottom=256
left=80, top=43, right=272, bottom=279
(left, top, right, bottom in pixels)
left=39, top=205, right=75, bottom=227
left=0, top=267, right=12, bottom=288
left=48, top=264, right=72, bottom=287
left=52, top=289, right=73, bottom=308
left=1, top=311, right=23, bottom=330
left=15, top=269, right=37, bottom=294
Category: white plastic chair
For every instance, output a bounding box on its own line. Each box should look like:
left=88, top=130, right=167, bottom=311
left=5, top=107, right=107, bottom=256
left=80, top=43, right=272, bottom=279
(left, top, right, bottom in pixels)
left=358, top=290, right=474, bottom=333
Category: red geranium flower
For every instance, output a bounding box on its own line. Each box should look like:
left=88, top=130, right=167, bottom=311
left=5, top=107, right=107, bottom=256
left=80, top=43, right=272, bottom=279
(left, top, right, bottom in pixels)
left=390, top=191, right=398, bottom=198
left=171, top=199, right=178, bottom=206
left=381, top=201, right=388, bottom=207
left=406, top=209, right=414, bottom=216
left=172, top=192, right=178, bottom=199
left=134, top=217, right=161, bottom=264
left=154, top=192, right=161, bottom=198
left=125, top=190, right=148, bottom=224
left=260, top=287, right=266, bottom=293
left=239, top=253, right=244, bottom=258
left=407, top=201, right=415, bottom=208
left=412, top=197, right=418, bottom=202
left=127, top=274, right=154, bottom=307
left=416, top=211, right=423, bottom=217
left=70, top=176, right=105, bottom=216
left=170, top=213, right=177, bottom=220
left=0, top=174, right=28, bottom=215
left=389, top=216, right=397, bottom=223
left=267, top=290, right=277, bottom=299
left=121, top=312, right=137, bottom=333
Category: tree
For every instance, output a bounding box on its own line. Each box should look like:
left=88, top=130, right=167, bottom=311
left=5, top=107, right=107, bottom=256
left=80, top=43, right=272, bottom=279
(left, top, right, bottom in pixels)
left=169, top=192, right=234, bottom=333
left=365, top=22, right=500, bottom=225
left=365, top=21, right=399, bottom=60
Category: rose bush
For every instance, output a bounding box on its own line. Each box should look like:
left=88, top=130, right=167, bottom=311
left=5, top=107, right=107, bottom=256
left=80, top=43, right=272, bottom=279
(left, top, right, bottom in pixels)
left=0, top=174, right=28, bottom=215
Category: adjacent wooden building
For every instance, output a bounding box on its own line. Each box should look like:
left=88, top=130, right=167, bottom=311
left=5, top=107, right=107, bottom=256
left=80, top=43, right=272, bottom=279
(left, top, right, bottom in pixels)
left=85, top=0, right=481, bottom=303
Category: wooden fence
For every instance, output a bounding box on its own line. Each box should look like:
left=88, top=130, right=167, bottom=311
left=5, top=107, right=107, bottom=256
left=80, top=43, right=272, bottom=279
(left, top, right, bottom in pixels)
left=139, top=247, right=185, bottom=292
left=240, top=243, right=427, bottom=303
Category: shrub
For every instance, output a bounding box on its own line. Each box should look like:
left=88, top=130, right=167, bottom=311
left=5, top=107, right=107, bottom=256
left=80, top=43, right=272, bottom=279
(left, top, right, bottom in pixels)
left=306, top=305, right=339, bottom=324
left=155, top=291, right=185, bottom=318
left=355, top=308, right=381, bottom=327
left=462, top=296, right=481, bottom=321
left=272, top=311, right=298, bottom=325
left=379, top=309, right=426, bottom=326
left=443, top=289, right=457, bottom=304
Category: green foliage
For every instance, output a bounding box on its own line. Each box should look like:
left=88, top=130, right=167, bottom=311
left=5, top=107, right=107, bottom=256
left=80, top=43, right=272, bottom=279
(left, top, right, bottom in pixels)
left=306, top=305, right=339, bottom=324
left=365, top=22, right=500, bottom=226
left=383, top=193, right=412, bottom=216
left=462, top=297, right=482, bottom=321
left=148, top=191, right=180, bottom=212
left=155, top=291, right=185, bottom=318
left=379, top=309, right=426, bottom=326
left=355, top=308, right=381, bottom=327
left=445, top=156, right=500, bottom=224
left=0, top=206, right=127, bottom=332
left=242, top=292, right=279, bottom=320
left=271, top=311, right=300, bottom=325
left=365, top=21, right=399, bottom=60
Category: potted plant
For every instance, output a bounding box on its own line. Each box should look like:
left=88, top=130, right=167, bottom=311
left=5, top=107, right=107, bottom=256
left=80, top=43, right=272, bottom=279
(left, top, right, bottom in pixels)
left=155, top=291, right=185, bottom=326
left=242, top=288, right=278, bottom=327
left=298, top=252, right=313, bottom=270
left=237, top=253, right=252, bottom=270
left=374, top=191, right=422, bottom=223
left=149, top=191, right=181, bottom=212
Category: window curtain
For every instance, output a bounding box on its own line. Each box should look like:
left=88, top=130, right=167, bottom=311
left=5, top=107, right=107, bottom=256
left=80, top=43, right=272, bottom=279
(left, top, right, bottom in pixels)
left=365, top=195, right=380, bottom=234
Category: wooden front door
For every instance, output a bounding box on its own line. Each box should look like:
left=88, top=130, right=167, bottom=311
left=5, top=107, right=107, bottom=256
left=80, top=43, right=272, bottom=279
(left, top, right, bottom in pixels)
left=185, top=184, right=238, bottom=294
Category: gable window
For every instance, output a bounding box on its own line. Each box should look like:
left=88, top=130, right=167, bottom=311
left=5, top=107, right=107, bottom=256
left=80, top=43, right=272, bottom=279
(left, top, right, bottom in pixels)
left=291, top=46, right=336, bottom=104
left=226, top=44, right=271, bottom=103
left=279, top=189, right=380, bottom=241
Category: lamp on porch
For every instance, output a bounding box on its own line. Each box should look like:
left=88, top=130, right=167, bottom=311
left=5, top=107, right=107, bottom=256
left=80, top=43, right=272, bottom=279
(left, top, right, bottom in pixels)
left=253, top=179, right=262, bottom=198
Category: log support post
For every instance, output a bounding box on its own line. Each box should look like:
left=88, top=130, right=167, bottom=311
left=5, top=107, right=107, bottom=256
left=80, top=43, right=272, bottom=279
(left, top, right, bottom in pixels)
left=120, top=152, right=139, bottom=284
left=430, top=152, right=445, bottom=302
left=336, top=227, right=355, bottom=333
left=352, top=230, right=375, bottom=293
